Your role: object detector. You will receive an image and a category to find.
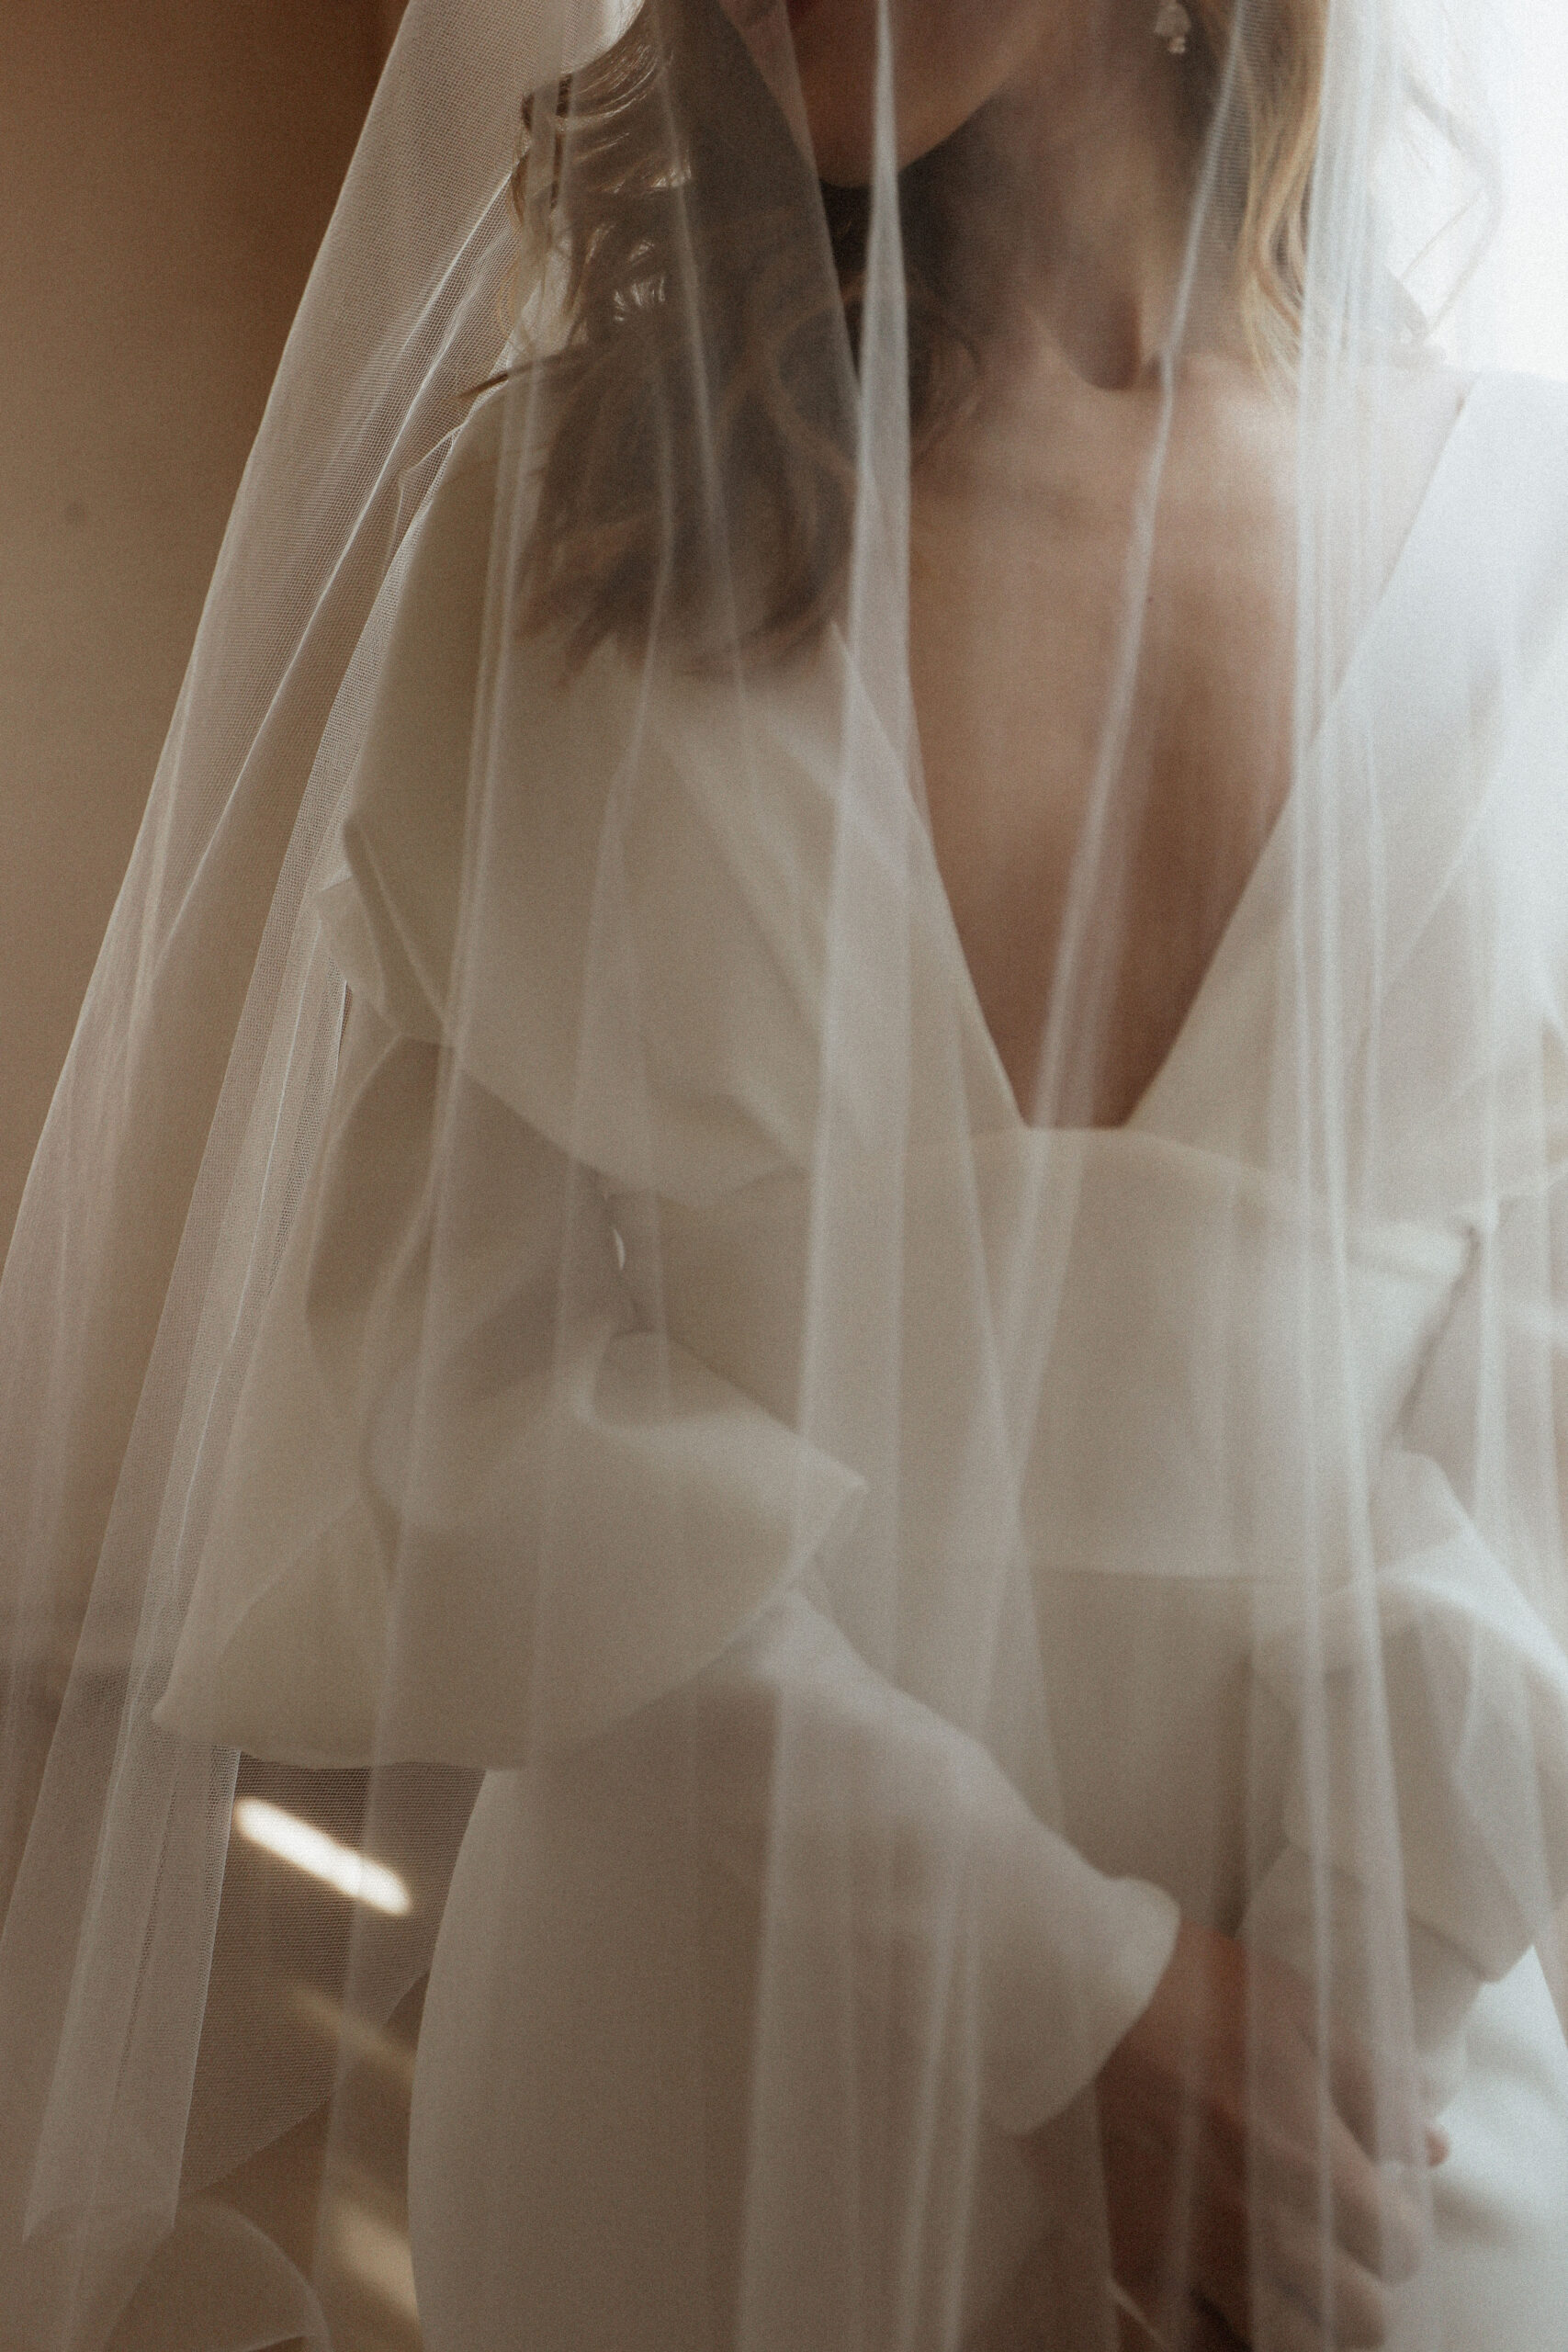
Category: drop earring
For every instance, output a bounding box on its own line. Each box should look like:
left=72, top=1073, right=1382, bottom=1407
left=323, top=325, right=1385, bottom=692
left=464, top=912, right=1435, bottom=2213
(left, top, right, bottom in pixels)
left=1154, top=0, right=1191, bottom=54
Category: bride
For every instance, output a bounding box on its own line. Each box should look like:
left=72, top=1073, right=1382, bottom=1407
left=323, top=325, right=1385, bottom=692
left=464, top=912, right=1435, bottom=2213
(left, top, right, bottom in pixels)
left=3, top=2, right=1568, bottom=2348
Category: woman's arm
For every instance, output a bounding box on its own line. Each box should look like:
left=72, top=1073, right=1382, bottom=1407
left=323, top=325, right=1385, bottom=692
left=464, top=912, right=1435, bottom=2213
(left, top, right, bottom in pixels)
left=1242, top=1187, right=1568, bottom=2086
left=157, top=975, right=859, bottom=1761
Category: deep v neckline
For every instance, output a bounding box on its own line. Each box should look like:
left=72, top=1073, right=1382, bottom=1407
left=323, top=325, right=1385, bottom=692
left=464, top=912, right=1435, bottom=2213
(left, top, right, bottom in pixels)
left=919, top=376, right=1485, bottom=1140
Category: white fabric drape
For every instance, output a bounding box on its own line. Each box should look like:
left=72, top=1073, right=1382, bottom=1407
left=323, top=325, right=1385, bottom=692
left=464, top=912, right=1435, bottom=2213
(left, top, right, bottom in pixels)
left=4, top=3, right=1568, bottom=2347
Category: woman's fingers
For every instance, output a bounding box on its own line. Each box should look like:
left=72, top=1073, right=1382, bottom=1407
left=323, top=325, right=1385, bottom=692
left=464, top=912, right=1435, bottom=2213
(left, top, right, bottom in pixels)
left=1253, top=2103, right=1422, bottom=2280
left=1331, top=2137, right=1423, bottom=2287
left=1269, top=2117, right=1429, bottom=2277
left=1321, top=2006, right=1382, bottom=2156
left=1322, top=2006, right=1450, bottom=2177
left=1322, top=2007, right=1432, bottom=2170
left=1325, top=2120, right=1424, bottom=2282
left=1193, top=2169, right=1412, bottom=2349
left=1092, top=1920, right=1438, bottom=2352
left=1265, top=2205, right=1397, bottom=2347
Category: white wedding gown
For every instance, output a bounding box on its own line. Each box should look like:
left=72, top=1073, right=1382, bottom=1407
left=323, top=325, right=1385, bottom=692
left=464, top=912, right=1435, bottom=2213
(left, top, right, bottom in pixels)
left=154, top=369, right=1568, bottom=2347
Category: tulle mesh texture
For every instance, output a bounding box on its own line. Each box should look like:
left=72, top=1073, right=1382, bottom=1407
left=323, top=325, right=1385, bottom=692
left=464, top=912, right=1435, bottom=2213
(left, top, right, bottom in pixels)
left=4, top=4, right=1568, bottom=2348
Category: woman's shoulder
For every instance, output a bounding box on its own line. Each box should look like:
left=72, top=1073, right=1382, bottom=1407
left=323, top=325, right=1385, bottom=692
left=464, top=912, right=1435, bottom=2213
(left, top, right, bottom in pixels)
left=321, top=380, right=850, bottom=1193
left=389, top=379, right=516, bottom=630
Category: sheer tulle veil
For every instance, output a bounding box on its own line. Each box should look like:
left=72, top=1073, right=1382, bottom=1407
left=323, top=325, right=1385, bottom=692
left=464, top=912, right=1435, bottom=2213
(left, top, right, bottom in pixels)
left=4, top=2, right=1568, bottom=2346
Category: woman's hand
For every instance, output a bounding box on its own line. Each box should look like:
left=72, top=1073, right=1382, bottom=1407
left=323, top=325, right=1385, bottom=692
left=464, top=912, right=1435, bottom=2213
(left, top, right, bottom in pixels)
left=1084, top=1919, right=1448, bottom=2351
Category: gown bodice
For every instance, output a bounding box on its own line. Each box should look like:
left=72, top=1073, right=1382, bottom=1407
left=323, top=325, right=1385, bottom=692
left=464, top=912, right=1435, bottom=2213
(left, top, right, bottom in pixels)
left=158, top=367, right=1568, bottom=1996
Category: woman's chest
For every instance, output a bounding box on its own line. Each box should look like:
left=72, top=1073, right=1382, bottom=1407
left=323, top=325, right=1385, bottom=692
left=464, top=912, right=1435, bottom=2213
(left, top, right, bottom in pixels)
left=909, top=465, right=1295, bottom=1125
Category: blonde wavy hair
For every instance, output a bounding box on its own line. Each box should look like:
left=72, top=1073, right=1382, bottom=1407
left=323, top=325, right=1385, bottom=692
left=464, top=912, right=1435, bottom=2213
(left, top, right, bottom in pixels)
left=504, top=0, right=1365, bottom=671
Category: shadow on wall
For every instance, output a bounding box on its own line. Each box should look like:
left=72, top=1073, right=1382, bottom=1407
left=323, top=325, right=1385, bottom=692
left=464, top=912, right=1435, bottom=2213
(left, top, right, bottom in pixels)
left=0, top=0, right=402, bottom=1256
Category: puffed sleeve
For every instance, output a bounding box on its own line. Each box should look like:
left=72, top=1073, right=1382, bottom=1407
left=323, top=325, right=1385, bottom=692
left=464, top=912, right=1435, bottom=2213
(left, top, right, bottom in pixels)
left=673, top=1587, right=1180, bottom=2133
left=154, top=983, right=864, bottom=1762
left=1244, top=1174, right=1568, bottom=2109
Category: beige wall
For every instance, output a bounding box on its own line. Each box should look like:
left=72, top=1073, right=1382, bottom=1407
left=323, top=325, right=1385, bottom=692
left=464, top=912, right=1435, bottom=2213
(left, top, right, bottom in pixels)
left=0, top=1, right=393, bottom=1252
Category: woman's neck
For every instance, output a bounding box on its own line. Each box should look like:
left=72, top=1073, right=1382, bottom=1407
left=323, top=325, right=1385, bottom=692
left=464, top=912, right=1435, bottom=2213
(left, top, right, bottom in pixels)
left=987, top=18, right=1234, bottom=391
